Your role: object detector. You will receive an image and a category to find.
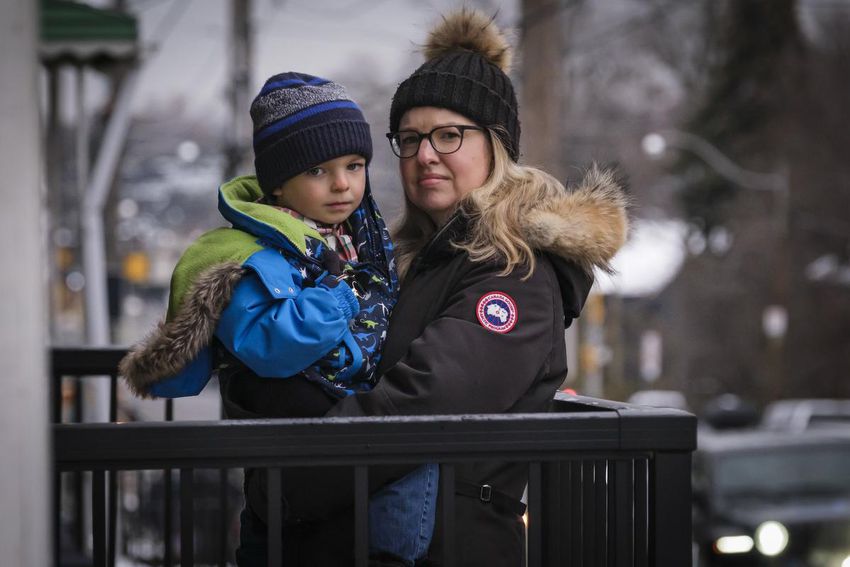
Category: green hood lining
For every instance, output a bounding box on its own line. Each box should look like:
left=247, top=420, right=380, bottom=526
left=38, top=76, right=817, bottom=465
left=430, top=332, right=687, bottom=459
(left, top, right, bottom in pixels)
left=219, top=175, right=324, bottom=255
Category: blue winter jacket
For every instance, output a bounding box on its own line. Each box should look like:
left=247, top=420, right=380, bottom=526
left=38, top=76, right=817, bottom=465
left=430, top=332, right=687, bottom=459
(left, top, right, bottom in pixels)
left=119, top=175, right=397, bottom=399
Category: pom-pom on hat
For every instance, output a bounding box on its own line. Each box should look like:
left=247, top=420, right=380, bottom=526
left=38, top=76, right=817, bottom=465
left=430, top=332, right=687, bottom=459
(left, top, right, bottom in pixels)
left=389, top=9, right=520, bottom=161
left=251, top=72, right=373, bottom=195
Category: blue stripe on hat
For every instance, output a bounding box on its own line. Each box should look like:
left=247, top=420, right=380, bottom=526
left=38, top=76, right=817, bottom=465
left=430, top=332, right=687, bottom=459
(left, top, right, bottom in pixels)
left=259, top=76, right=329, bottom=96
left=253, top=100, right=361, bottom=143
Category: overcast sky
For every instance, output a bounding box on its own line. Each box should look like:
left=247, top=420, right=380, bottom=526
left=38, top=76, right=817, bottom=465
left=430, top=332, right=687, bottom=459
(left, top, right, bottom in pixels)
left=104, top=0, right=518, bottom=121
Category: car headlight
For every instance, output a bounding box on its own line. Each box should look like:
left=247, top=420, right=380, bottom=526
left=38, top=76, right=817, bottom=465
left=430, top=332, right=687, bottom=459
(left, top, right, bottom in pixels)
left=714, top=535, right=754, bottom=554
left=755, top=521, right=789, bottom=556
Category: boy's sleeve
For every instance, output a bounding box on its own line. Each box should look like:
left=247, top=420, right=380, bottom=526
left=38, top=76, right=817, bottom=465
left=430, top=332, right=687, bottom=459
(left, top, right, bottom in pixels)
left=214, top=252, right=359, bottom=378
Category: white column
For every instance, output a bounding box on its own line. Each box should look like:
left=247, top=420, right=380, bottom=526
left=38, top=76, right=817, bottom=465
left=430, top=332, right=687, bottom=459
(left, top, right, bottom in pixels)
left=0, top=0, right=50, bottom=565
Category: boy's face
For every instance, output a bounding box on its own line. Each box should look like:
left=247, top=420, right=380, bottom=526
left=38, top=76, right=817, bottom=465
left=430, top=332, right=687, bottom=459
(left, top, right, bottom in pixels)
left=273, top=154, right=367, bottom=225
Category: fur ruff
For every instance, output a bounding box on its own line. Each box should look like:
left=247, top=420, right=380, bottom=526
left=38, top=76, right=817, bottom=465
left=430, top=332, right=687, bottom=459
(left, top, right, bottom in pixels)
left=522, top=167, right=630, bottom=274
left=119, top=263, right=246, bottom=398
left=424, top=9, right=512, bottom=72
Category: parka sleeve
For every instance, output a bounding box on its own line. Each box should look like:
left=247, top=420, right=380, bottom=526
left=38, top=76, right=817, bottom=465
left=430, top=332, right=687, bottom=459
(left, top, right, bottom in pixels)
left=325, top=260, right=563, bottom=418
left=214, top=269, right=359, bottom=378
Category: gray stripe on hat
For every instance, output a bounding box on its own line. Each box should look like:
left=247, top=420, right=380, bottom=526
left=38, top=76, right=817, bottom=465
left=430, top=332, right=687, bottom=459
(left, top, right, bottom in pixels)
left=251, top=82, right=352, bottom=131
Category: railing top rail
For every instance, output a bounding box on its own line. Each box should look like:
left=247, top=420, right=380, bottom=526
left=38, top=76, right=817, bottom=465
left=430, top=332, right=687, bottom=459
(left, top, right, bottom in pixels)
left=54, top=409, right=696, bottom=471
left=50, top=347, right=697, bottom=470
left=51, top=345, right=127, bottom=375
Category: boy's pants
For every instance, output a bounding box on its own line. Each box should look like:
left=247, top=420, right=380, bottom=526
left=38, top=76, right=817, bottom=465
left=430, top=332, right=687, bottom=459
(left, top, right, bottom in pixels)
left=368, top=463, right=438, bottom=564
left=236, top=463, right=438, bottom=566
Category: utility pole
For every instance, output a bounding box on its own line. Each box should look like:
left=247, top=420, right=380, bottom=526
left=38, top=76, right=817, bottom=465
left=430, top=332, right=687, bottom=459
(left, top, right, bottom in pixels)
left=225, top=0, right=253, bottom=179
left=519, top=0, right=573, bottom=180
left=520, top=0, right=586, bottom=390
left=45, top=63, right=64, bottom=342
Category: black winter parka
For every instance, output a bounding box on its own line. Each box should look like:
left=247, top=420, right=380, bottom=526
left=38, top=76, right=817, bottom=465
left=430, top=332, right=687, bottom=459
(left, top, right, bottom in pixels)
left=279, top=168, right=629, bottom=566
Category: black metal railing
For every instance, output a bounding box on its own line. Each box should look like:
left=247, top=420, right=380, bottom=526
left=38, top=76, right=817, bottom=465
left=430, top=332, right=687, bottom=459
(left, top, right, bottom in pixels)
left=52, top=347, right=697, bottom=567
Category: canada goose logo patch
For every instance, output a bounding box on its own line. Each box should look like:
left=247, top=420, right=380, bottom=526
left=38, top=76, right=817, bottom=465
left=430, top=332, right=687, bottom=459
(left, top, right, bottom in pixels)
left=476, top=292, right=518, bottom=334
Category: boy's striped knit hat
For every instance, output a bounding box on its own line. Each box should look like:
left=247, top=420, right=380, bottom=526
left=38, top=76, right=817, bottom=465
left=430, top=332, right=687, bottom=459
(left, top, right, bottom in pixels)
left=251, top=72, right=372, bottom=194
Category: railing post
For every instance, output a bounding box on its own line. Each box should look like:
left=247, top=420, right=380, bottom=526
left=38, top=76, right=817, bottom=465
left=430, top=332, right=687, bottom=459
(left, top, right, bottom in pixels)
left=73, top=379, right=86, bottom=552
left=108, top=471, right=118, bottom=567
left=163, top=469, right=173, bottom=565
left=354, top=466, right=369, bottom=567
left=542, top=461, right=565, bottom=565
left=164, top=405, right=174, bottom=566
left=109, top=376, right=118, bottom=422
left=635, top=458, right=649, bottom=567
left=440, top=464, right=455, bottom=567
left=219, top=468, right=229, bottom=567
left=611, top=459, right=634, bottom=566
left=569, top=460, right=582, bottom=565
left=267, top=468, right=282, bottom=567
left=52, top=372, right=62, bottom=423
left=92, top=470, right=106, bottom=567
left=53, top=471, right=61, bottom=566
left=651, top=451, right=692, bottom=567
left=180, top=468, right=194, bottom=567
left=594, top=460, right=607, bottom=566
left=581, top=460, right=597, bottom=565
left=108, top=374, right=118, bottom=567
left=527, top=462, right=542, bottom=567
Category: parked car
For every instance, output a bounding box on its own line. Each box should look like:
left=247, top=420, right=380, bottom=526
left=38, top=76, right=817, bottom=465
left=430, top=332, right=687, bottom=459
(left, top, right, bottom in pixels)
left=627, top=389, right=691, bottom=411
left=702, top=394, right=760, bottom=430
left=693, top=427, right=850, bottom=566
left=761, top=398, right=850, bottom=432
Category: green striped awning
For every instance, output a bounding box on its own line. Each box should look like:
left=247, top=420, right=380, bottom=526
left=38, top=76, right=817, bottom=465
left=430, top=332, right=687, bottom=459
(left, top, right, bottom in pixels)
left=40, top=0, right=138, bottom=64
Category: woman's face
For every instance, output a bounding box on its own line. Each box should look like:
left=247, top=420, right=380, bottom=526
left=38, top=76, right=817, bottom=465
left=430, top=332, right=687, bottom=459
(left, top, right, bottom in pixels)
left=397, top=107, right=492, bottom=226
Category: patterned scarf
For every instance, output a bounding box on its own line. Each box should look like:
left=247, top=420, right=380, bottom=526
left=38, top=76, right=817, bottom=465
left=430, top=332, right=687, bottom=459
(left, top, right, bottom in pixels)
left=264, top=201, right=358, bottom=262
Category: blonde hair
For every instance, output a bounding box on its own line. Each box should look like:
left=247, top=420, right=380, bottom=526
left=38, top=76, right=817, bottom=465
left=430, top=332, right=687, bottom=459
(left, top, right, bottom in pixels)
left=392, top=131, right=567, bottom=280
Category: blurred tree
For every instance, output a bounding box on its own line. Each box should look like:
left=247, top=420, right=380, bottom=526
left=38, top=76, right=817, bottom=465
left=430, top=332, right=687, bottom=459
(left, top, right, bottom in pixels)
left=784, top=6, right=850, bottom=397
left=676, top=0, right=802, bottom=230
left=661, top=0, right=850, bottom=407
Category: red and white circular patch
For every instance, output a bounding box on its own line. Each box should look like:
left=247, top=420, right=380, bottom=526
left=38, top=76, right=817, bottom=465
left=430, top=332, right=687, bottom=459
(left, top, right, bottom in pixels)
left=476, top=292, right=518, bottom=334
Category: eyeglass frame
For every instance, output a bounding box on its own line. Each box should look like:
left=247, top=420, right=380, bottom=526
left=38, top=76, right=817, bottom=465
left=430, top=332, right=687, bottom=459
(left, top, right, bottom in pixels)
left=385, top=124, right=488, bottom=159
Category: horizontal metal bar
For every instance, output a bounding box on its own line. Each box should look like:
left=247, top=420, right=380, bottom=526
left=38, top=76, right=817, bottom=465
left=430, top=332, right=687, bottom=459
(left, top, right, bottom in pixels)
left=51, top=346, right=128, bottom=376
left=554, top=392, right=697, bottom=452
left=617, top=410, right=697, bottom=451
left=53, top=413, right=693, bottom=472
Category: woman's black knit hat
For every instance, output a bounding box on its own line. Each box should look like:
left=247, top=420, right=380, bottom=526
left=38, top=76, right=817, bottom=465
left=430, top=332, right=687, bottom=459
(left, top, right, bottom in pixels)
left=389, top=10, right=520, bottom=161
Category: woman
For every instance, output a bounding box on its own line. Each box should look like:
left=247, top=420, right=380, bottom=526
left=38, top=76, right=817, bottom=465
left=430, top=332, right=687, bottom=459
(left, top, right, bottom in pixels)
left=275, top=9, right=629, bottom=566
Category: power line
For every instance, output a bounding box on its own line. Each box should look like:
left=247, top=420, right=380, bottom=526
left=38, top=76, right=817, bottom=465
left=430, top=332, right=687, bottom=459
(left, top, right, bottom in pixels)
left=144, top=0, right=194, bottom=52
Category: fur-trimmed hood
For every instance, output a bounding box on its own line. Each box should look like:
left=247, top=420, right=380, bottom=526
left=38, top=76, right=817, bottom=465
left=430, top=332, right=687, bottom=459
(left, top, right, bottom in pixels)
left=120, top=262, right=245, bottom=398
left=521, top=166, right=629, bottom=274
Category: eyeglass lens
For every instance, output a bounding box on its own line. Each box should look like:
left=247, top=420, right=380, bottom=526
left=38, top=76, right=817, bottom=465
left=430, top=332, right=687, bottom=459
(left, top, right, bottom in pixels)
left=392, top=126, right=467, bottom=158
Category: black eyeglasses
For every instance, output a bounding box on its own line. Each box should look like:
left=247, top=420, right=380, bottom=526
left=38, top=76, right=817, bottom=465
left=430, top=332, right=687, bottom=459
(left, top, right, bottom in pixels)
left=386, top=125, right=486, bottom=158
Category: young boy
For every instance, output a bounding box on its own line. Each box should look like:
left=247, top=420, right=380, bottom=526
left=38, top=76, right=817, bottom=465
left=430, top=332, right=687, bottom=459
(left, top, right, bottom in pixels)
left=120, top=72, right=436, bottom=566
